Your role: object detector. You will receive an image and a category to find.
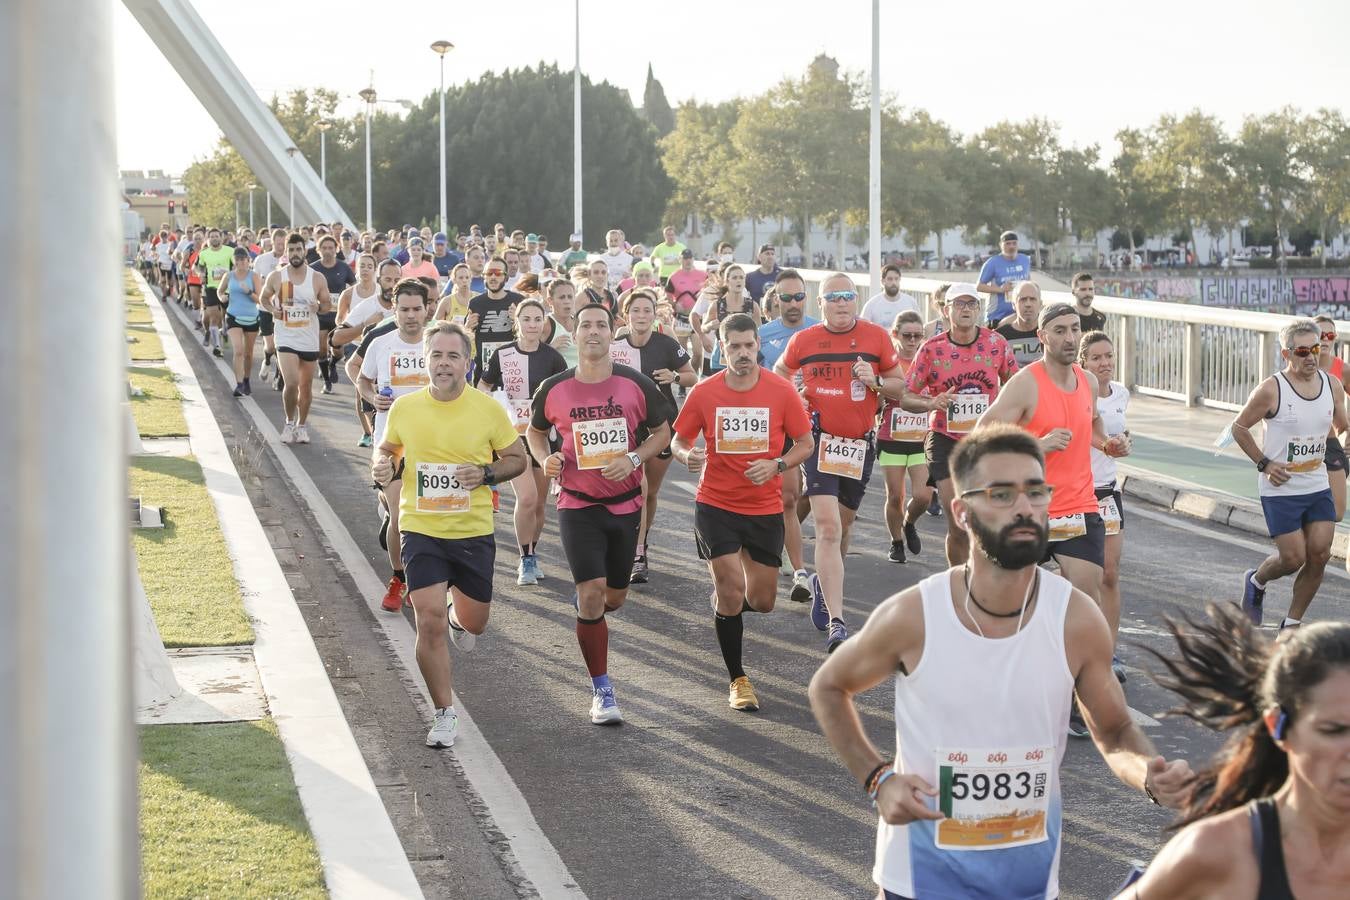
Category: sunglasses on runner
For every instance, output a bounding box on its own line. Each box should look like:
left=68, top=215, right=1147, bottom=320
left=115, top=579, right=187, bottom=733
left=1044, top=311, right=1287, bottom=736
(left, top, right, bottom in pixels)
left=485, top=269, right=506, bottom=278
left=950, top=297, right=981, bottom=309
left=1289, top=344, right=1321, bottom=357
left=959, top=482, right=1054, bottom=507
left=777, top=291, right=807, bottom=303
left=822, top=290, right=857, bottom=303
left=898, top=331, right=924, bottom=340
left=1321, top=331, right=1337, bottom=342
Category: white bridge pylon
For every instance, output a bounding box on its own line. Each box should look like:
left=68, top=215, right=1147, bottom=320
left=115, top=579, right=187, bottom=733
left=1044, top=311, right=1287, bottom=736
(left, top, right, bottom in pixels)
left=123, top=0, right=351, bottom=226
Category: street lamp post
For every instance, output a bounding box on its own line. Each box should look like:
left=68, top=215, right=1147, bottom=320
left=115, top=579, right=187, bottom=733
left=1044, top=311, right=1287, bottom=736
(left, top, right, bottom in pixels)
left=431, top=40, right=453, bottom=237
left=285, top=146, right=298, bottom=225
left=234, top=193, right=241, bottom=231
left=868, top=0, right=882, bottom=298
left=247, top=183, right=256, bottom=232
left=359, top=86, right=377, bottom=232
left=573, top=0, right=582, bottom=239
left=316, top=119, right=332, bottom=184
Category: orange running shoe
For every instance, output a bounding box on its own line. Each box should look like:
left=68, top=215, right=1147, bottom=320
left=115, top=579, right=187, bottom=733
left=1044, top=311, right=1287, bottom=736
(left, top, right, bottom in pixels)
left=380, top=576, right=404, bottom=612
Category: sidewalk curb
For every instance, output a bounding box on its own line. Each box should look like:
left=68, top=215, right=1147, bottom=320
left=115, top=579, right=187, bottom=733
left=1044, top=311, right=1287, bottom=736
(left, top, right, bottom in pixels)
left=132, top=273, right=424, bottom=899
left=1120, top=464, right=1349, bottom=562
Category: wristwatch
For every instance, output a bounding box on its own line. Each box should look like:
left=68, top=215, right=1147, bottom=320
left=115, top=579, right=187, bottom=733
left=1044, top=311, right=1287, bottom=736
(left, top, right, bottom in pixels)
left=480, top=464, right=496, bottom=486
left=626, top=451, right=642, bottom=470
left=1256, top=457, right=1270, bottom=472
left=775, top=457, right=786, bottom=473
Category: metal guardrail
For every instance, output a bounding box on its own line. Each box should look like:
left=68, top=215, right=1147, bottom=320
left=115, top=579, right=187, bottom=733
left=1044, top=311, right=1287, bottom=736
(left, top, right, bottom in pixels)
left=785, top=268, right=1349, bottom=412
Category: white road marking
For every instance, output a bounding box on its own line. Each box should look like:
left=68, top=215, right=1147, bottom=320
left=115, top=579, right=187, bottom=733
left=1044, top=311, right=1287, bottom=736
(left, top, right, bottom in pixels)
left=163, top=297, right=585, bottom=899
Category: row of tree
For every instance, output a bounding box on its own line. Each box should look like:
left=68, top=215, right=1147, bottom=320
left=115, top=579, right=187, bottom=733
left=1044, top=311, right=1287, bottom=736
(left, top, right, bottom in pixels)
left=181, top=58, right=1350, bottom=271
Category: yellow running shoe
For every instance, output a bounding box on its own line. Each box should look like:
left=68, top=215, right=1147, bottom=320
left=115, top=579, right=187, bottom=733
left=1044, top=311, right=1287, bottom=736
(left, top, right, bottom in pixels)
left=728, top=676, right=759, bottom=712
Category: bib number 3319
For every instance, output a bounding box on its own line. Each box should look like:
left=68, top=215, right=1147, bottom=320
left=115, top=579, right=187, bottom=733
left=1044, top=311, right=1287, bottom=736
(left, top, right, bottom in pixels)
left=936, top=746, right=1053, bottom=851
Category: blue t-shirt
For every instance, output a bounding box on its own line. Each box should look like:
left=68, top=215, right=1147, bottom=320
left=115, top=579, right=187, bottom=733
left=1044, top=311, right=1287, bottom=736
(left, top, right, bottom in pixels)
left=758, top=315, right=820, bottom=369
left=978, top=253, right=1032, bottom=321
left=744, top=266, right=781, bottom=303
left=432, top=251, right=462, bottom=278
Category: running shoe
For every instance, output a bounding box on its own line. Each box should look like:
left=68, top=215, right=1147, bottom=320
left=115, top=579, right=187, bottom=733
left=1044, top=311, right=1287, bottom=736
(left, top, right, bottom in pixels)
left=425, top=708, right=458, bottom=748
left=570, top=592, right=580, bottom=614
left=1240, top=568, right=1264, bottom=626
left=904, top=521, right=922, bottom=556
left=232, top=384, right=245, bottom=398
left=280, top=422, right=296, bottom=444
left=357, top=433, right=373, bottom=449
left=448, top=613, right=477, bottom=652
left=790, top=572, right=811, bottom=604
left=629, top=554, right=649, bottom=584
left=1277, top=619, right=1301, bottom=641
left=272, top=372, right=283, bottom=391
left=295, top=424, right=310, bottom=444
left=887, top=540, right=906, bottom=564
left=928, top=495, right=943, bottom=517
left=826, top=618, right=849, bottom=654
left=379, top=576, right=404, bottom=612
left=1068, top=699, right=1090, bottom=738
left=516, top=554, right=539, bottom=586
left=808, top=573, right=829, bottom=631
left=242, top=378, right=252, bottom=396
left=1112, top=656, right=1127, bottom=684
left=728, top=676, right=760, bottom=712
left=321, top=382, right=334, bottom=395
left=590, top=685, right=623, bottom=725
left=212, top=347, right=223, bottom=358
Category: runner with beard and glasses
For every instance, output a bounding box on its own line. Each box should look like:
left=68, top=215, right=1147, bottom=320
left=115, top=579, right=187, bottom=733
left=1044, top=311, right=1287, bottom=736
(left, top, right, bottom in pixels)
left=861, top=263, right=920, bottom=330
left=466, top=257, right=523, bottom=384
left=810, top=423, right=1192, bottom=900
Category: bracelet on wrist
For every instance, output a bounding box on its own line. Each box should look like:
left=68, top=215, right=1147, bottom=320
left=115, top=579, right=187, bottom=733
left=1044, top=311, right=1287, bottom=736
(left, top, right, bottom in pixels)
left=869, top=769, right=898, bottom=805
left=862, top=760, right=892, bottom=795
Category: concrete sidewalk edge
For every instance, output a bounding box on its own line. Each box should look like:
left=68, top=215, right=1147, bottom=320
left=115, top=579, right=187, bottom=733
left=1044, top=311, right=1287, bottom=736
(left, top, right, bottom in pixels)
left=132, top=272, right=424, bottom=899
left=1119, top=463, right=1350, bottom=563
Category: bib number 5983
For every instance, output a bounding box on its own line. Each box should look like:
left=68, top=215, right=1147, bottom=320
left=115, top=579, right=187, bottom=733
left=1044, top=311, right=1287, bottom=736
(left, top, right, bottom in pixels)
left=936, top=746, right=1053, bottom=851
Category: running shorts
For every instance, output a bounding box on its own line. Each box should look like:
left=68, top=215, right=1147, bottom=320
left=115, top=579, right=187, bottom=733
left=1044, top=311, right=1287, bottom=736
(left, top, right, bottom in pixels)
left=278, top=347, right=319, bottom=362
left=802, top=431, right=875, bottom=512
left=1043, top=511, right=1106, bottom=567
left=694, top=501, right=784, bottom=568
left=1260, top=489, right=1336, bottom=538
left=203, top=286, right=222, bottom=307
left=399, top=531, right=495, bottom=599
left=226, top=315, right=259, bottom=332
left=258, top=310, right=275, bottom=337
left=1326, top=436, right=1348, bottom=473
left=558, top=505, right=641, bottom=588
left=924, top=431, right=960, bottom=483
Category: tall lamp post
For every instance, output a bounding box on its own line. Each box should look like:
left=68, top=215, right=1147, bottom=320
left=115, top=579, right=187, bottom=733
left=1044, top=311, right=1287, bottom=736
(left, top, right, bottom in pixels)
left=431, top=40, right=453, bottom=236
left=572, top=0, right=582, bottom=239
left=247, top=183, right=256, bottom=232
left=316, top=119, right=332, bottom=184
left=867, top=0, right=882, bottom=295
left=358, top=86, right=377, bottom=232
left=285, top=146, right=298, bottom=225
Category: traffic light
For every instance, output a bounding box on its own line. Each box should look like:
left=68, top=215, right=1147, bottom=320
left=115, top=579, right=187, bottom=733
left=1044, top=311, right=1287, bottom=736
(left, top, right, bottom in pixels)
left=168, top=200, right=175, bottom=214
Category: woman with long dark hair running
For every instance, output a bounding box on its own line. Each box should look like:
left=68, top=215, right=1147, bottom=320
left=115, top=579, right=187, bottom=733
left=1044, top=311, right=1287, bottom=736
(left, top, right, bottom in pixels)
left=1125, top=603, right=1350, bottom=898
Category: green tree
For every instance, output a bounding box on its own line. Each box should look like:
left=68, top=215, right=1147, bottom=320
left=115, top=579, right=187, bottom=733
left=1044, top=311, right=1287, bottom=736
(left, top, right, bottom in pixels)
left=1298, top=108, right=1350, bottom=266
left=1110, top=127, right=1169, bottom=262
left=883, top=110, right=965, bottom=263
left=660, top=100, right=741, bottom=252
left=1232, top=107, right=1306, bottom=273
left=641, top=64, right=675, bottom=137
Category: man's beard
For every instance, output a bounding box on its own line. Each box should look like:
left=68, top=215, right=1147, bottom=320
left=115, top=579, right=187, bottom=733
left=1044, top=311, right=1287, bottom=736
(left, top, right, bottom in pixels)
left=969, top=511, right=1047, bottom=569
left=885, top=285, right=899, bottom=297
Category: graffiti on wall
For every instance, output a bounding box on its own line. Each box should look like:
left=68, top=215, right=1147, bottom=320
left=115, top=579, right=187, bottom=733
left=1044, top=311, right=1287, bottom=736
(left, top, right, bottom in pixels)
left=1096, top=278, right=1200, bottom=301
left=1095, top=275, right=1350, bottom=316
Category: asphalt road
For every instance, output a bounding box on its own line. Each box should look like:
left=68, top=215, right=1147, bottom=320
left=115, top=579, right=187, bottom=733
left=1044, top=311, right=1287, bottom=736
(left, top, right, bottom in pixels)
left=169, top=300, right=1349, bottom=900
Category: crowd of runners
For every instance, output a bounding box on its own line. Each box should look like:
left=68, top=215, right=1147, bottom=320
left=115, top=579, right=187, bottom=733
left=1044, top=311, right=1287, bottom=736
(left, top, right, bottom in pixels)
left=138, top=222, right=1350, bottom=898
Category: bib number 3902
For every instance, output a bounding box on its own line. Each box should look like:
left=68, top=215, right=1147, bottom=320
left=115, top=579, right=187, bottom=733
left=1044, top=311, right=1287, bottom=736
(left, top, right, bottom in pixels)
left=574, top=417, right=629, bottom=470
left=817, top=433, right=866, bottom=480
left=415, top=463, right=469, bottom=514
left=936, top=746, right=1053, bottom=851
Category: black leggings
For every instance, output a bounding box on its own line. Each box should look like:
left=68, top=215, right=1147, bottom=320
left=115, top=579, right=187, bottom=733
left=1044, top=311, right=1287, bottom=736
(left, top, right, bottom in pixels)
left=558, top=505, right=641, bottom=588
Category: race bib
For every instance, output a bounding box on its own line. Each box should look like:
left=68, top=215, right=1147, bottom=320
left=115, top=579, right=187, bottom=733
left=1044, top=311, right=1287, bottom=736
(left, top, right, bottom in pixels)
left=1098, top=495, right=1121, bottom=536
left=818, top=432, right=867, bottom=480
left=850, top=379, right=868, bottom=402
left=1285, top=434, right=1326, bottom=474
left=210, top=266, right=227, bottom=281
left=936, top=746, right=1054, bottom=851
left=574, top=417, right=630, bottom=470
left=415, top=462, right=470, bottom=514
left=480, top=340, right=508, bottom=366
left=673, top=317, right=693, bottom=337
left=284, top=303, right=312, bottom=328
left=947, top=394, right=989, bottom=434
left=1048, top=513, right=1087, bottom=542
left=609, top=342, right=641, bottom=369
left=508, top=399, right=532, bottom=435
left=889, top=408, right=928, bottom=443
left=388, top=350, right=427, bottom=388
left=715, top=406, right=770, bottom=454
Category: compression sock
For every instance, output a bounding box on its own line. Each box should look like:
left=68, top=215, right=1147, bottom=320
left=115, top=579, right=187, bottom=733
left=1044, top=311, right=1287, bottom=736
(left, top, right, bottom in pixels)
left=393, top=568, right=405, bottom=583
left=714, top=612, right=746, bottom=681
left=576, top=615, right=609, bottom=679
left=1251, top=572, right=1267, bottom=589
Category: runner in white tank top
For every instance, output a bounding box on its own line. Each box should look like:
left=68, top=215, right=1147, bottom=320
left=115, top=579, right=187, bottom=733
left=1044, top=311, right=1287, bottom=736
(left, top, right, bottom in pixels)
left=259, top=235, right=332, bottom=443
left=809, top=423, right=1192, bottom=900
left=1232, top=318, right=1348, bottom=636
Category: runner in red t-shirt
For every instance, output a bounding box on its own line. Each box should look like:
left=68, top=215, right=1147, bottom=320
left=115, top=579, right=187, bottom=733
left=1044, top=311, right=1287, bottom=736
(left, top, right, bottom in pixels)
left=672, top=313, right=813, bottom=712
left=904, top=282, right=1018, bottom=566
left=775, top=273, right=949, bottom=653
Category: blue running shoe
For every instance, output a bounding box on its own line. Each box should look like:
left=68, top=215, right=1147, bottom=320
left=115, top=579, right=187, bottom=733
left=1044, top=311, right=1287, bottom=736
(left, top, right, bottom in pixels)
left=826, top=618, right=849, bottom=653
left=1240, top=568, right=1264, bottom=626
left=590, top=685, right=623, bottom=725
left=808, top=573, right=829, bottom=631
left=571, top=591, right=580, bottom=614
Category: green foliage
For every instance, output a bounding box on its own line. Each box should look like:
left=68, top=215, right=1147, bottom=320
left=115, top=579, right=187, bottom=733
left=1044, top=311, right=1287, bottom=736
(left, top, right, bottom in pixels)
left=642, top=64, right=675, bottom=137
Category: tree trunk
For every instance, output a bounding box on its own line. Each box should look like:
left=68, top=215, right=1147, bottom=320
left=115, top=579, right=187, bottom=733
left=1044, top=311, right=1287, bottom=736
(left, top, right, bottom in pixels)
left=936, top=230, right=944, bottom=269
left=836, top=220, right=846, bottom=273
left=801, top=206, right=811, bottom=265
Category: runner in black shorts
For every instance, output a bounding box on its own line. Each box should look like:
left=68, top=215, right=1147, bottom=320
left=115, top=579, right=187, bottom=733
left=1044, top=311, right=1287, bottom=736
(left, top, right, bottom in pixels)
left=526, top=303, right=671, bottom=725
left=673, top=314, right=813, bottom=710
left=310, top=234, right=355, bottom=393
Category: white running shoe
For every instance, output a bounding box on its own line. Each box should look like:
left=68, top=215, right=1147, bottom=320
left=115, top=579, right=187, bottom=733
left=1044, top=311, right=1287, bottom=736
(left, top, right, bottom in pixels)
left=590, top=685, right=623, bottom=725
left=280, top=422, right=296, bottom=444
left=425, top=708, right=458, bottom=748
left=295, top=424, right=310, bottom=444
left=448, top=608, right=477, bottom=652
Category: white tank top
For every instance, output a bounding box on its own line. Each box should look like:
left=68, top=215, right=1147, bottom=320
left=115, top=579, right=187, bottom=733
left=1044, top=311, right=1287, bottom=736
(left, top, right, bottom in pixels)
left=275, top=267, right=319, bottom=352
left=1259, top=371, right=1332, bottom=498
left=1091, top=381, right=1129, bottom=488
left=875, top=569, right=1073, bottom=900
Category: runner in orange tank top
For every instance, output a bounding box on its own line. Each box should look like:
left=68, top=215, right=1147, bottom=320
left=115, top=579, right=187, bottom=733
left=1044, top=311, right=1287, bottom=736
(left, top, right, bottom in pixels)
left=979, top=302, right=1130, bottom=736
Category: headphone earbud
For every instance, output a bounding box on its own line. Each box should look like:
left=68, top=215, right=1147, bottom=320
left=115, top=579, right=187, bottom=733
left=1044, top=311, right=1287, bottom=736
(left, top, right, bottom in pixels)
left=1273, top=708, right=1290, bottom=741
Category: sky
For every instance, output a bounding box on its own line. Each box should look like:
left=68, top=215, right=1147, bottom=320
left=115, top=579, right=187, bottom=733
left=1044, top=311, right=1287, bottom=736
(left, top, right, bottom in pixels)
left=115, top=0, right=1350, bottom=175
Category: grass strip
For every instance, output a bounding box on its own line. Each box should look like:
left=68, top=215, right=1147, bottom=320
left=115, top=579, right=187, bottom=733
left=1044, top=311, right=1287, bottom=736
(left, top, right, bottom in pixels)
left=130, top=455, right=253, bottom=647
left=128, top=367, right=188, bottom=438
left=128, top=324, right=165, bottom=361
left=140, top=718, right=326, bottom=899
